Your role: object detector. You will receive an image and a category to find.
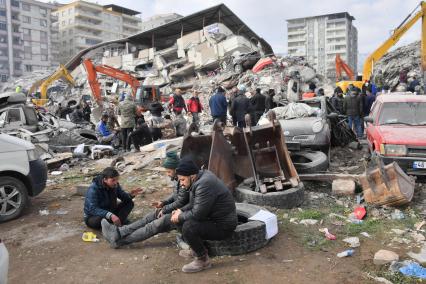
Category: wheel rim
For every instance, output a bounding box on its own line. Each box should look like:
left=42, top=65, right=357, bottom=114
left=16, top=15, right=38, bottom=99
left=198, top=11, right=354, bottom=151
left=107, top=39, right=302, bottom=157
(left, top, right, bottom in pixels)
left=0, top=185, right=22, bottom=216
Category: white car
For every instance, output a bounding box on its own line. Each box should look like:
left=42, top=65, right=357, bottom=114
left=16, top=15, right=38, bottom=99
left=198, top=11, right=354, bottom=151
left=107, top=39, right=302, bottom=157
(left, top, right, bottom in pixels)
left=0, top=240, right=8, bottom=284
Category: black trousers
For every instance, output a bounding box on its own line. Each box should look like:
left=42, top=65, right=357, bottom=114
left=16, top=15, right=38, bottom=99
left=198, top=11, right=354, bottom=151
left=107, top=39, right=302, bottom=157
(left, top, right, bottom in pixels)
left=85, top=200, right=134, bottom=230
left=127, top=127, right=152, bottom=150
left=182, top=219, right=234, bottom=257
left=121, top=128, right=133, bottom=151
left=212, top=115, right=227, bottom=125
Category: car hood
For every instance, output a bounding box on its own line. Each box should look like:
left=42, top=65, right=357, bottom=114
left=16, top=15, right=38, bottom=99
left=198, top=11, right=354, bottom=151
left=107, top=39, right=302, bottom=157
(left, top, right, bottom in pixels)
left=377, top=125, right=426, bottom=146
left=279, top=117, right=321, bottom=136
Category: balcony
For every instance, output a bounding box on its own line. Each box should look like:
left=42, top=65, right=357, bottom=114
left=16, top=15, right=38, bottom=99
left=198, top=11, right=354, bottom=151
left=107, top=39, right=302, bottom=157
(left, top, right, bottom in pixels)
left=74, top=20, right=103, bottom=32
left=75, top=2, right=103, bottom=13
left=287, top=21, right=306, bottom=29
left=75, top=9, right=102, bottom=23
left=51, top=14, right=58, bottom=22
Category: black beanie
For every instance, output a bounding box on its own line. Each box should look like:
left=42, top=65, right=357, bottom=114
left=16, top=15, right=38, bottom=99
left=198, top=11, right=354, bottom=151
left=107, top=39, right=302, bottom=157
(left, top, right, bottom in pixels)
left=175, top=157, right=199, bottom=176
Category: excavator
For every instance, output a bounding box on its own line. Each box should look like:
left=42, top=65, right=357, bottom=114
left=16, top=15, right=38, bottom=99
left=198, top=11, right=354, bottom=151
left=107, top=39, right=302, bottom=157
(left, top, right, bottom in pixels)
left=82, top=58, right=141, bottom=105
left=335, top=54, right=354, bottom=81
left=29, top=64, right=75, bottom=106
left=337, top=1, right=426, bottom=92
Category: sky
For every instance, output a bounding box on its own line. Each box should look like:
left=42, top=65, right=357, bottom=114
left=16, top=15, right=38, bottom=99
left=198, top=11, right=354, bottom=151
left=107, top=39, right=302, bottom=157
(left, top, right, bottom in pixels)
left=48, top=0, right=423, bottom=55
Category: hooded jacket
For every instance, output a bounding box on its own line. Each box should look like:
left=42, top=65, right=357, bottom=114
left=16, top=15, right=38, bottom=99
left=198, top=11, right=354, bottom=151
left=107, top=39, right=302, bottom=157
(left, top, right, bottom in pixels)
left=84, top=176, right=133, bottom=219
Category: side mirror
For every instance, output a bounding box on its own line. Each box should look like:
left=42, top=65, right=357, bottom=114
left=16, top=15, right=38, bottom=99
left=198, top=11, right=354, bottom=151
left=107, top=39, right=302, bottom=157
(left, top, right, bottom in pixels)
left=326, top=112, right=338, bottom=119
left=364, top=116, right=374, bottom=123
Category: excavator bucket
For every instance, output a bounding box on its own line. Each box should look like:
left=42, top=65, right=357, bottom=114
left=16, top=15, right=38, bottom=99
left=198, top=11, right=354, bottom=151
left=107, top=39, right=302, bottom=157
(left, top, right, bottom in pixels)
left=359, top=161, right=415, bottom=207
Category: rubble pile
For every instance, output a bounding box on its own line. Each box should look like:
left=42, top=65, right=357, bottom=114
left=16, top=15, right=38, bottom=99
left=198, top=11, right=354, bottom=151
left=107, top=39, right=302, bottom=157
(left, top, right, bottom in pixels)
left=373, top=41, right=422, bottom=89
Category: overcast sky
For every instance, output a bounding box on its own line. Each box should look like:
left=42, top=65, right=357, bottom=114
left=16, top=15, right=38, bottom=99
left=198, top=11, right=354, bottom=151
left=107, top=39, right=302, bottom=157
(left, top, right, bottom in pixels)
left=50, top=0, right=422, bottom=55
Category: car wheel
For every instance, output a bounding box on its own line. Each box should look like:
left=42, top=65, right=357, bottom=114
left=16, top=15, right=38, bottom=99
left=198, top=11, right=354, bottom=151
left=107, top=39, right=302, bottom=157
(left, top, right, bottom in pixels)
left=290, top=151, right=329, bottom=173
left=0, top=176, right=29, bottom=222
left=205, top=203, right=270, bottom=256
left=235, top=182, right=304, bottom=209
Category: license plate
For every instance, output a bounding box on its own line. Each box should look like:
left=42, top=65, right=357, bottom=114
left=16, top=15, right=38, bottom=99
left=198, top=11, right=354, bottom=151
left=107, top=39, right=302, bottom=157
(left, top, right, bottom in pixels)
left=413, top=161, right=426, bottom=169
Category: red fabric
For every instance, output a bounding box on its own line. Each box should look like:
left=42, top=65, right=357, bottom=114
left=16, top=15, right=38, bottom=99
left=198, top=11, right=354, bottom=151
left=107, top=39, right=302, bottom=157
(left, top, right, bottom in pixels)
left=302, top=92, right=316, bottom=99
left=187, top=97, right=203, bottom=113
left=252, top=57, right=273, bottom=73
left=354, top=206, right=366, bottom=220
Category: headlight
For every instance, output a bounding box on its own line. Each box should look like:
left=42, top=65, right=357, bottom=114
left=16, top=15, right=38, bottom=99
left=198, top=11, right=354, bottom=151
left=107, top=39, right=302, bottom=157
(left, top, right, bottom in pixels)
left=27, top=149, right=39, bottom=161
left=380, top=144, right=407, bottom=156
left=312, top=120, right=323, bottom=133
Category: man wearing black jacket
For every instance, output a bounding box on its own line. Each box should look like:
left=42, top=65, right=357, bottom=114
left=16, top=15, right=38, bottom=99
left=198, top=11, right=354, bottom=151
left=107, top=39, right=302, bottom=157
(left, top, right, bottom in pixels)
left=171, top=158, right=237, bottom=273
left=101, top=152, right=189, bottom=248
left=231, top=90, right=250, bottom=128
left=250, top=88, right=266, bottom=125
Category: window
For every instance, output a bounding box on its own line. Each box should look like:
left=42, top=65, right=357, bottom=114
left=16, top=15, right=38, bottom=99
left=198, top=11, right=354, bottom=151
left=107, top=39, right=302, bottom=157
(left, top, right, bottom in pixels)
left=11, top=0, right=19, bottom=7
left=1, top=74, right=7, bottom=82
left=68, top=29, right=73, bottom=35
left=0, top=0, right=4, bottom=6
left=22, top=3, right=31, bottom=11
left=22, top=15, right=30, bottom=23
left=24, top=51, right=31, bottom=59
left=0, top=9, right=5, bottom=16
left=25, top=65, right=32, bottom=72
left=85, top=38, right=101, bottom=45
left=0, top=48, right=6, bottom=56
left=13, top=61, right=20, bottom=71
left=61, top=11, right=65, bottom=16
left=0, top=35, right=6, bottom=43
left=12, top=24, right=19, bottom=32
left=41, top=48, right=48, bottom=55
left=40, top=31, right=47, bottom=41
left=61, top=20, right=65, bottom=26
left=7, top=108, right=21, bottom=123
left=39, top=7, right=47, bottom=16
left=24, top=46, right=31, bottom=53
left=40, top=43, right=47, bottom=49
left=0, top=21, right=5, bottom=30
left=41, top=54, right=47, bottom=61
left=12, top=36, right=20, bottom=44
left=23, top=28, right=31, bottom=40
left=40, top=19, right=47, bottom=27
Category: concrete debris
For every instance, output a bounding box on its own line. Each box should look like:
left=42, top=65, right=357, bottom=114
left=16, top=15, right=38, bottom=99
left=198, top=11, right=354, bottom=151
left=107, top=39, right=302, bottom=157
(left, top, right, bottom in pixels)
left=332, top=179, right=356, bottom=196
left=408, top=244, right=426, bottom=264
left=299, top=219, right=318, bottom=226
left=373, top=250, right=399, bottom=265
left=343, top=237, right=360, bottom=248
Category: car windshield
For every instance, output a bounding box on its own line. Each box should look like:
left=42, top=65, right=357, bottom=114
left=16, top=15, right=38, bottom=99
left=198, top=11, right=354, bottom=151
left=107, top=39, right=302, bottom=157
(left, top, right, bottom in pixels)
left=379, top=102, right=426, bottom=125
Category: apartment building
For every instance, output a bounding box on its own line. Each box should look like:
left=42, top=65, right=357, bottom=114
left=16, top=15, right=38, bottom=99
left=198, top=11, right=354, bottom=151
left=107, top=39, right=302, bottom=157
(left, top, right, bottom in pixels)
left=140, top=13, right=182, bottom=32
left=53, top=1, right=142, bottom=63
left=287, top=12, right=358, bottom=81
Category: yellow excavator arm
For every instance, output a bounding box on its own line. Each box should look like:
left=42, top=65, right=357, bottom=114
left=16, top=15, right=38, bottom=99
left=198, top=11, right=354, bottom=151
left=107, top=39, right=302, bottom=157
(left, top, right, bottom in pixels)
left=31, top=64, right=75, bottom=106
left=362, top=1, right=426, bottom=81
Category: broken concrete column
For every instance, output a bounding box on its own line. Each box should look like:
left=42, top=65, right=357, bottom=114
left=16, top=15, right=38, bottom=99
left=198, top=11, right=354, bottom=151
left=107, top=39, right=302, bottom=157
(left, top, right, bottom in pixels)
left=373, top=250, right=399, bottom=265
left=332, top=179, right=356, bottom=196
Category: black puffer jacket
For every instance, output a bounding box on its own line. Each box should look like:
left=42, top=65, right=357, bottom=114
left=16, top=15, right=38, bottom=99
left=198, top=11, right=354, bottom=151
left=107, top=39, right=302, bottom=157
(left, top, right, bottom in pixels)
left=343, top=93, right=363, bottom=116
left=179, top=170, right=237, bottom=231
left=161, top=180, right=190, bottom=214
left=231, top=92, right=250, bottom=121
left=250, top=92, right=266, bottom=112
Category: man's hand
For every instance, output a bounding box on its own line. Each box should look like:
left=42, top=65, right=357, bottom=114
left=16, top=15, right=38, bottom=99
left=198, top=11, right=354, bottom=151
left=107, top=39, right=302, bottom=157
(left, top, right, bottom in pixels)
left=130, top=188, right=144, bottom=197
left=171, top=209, right=182, bottom=224
left=151, top=201, right=163, bottom=208
left=111, top=214, right=122, bottom=226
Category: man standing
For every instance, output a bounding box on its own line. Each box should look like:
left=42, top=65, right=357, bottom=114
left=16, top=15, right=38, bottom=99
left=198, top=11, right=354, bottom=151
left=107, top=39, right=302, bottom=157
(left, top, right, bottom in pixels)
left=118, top=95, right=137, bottom=152
left=171, top=158, right=237, bottom=273
left=250, top=88, right=266, bottom=125
left=343, top=89, right=363, bottom=138
left=101, top=152, right=189, bottom=248
left=82, top=101, right=91, bottom=122
left=231, top=88, right=250, bottom=128
left=169, top=89, right=187, bottom=115
left=265, top=89, right=277, bottom=112
left=84, top=167, right=142, bottom=229
left=187, top=90, right=203, bottom=125
left=70, top=105, right=84, bottom=123
left=331, top=87, right=344, bottom=114
left=127, top=118, right=152, bottom=151
left=209, top=86, right=228, bottom=124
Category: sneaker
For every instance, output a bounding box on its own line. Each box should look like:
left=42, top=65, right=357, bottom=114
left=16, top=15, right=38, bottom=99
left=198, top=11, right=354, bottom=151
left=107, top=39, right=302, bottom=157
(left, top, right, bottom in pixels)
left=182, top=254, right=211, bottom=273
left=179, top=249, right=196, bottom=259
left=101, top=219, right=120, bottom=248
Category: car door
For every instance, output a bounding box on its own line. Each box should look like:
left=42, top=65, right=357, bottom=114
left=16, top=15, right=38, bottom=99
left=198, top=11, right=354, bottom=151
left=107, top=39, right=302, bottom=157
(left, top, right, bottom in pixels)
left=366, top=101, right=381, bottom=152
left=0, top=107, right=24, bottom=131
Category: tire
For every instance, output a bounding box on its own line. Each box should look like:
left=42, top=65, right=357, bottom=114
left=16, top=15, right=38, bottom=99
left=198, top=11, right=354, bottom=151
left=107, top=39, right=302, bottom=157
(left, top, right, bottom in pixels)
left=290, top=151, right=329, bottom=174
left=235, top=182, right=304, bottom=209
left=0, top=176, right=29, bottom=222
left=205, top=203, right=270, bottom=256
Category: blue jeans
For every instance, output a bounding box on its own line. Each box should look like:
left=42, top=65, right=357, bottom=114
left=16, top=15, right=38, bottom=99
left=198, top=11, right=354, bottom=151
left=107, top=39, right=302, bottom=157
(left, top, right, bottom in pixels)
left=348, top=115, right=362, bottom=138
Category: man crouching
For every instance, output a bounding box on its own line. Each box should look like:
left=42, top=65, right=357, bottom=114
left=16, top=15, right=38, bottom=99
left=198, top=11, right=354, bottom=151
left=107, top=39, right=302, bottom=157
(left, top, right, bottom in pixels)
left=171, top=157, right=237, bottom=273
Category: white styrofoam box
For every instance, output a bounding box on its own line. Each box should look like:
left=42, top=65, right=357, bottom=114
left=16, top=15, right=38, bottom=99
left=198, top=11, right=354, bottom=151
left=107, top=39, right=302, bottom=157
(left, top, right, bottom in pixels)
left=248, top=210, right=278, bottom=239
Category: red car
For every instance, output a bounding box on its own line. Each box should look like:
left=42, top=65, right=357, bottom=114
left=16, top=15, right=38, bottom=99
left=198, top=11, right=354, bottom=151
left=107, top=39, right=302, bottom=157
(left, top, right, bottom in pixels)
left=365, top=93, right=426, bottom=175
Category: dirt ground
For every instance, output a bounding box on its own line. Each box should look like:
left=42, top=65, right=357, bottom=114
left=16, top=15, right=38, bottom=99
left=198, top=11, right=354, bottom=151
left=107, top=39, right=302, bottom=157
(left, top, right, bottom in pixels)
left=1, top=147, right=425, bottom=284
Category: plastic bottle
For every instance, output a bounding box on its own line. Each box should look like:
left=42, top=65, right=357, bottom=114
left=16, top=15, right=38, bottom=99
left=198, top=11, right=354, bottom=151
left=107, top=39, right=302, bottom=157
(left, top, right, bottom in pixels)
left=337, top=249, right=354, bottom=258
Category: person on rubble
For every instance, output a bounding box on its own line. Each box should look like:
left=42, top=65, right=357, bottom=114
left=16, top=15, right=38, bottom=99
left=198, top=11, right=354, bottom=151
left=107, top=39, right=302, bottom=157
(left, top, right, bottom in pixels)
left=70, top=105, right=84, bottom=123
left=209, top=86, right=228, bottom=124
left=408, top=76, right=420, bottom=93
left=118, top=95, right=137, bottom=152
left=82, top=101, right=91, bottom=122
left=149, top=98, right=164, bottom=117
left=101, top=151, right=190, bottom=249
left=107, top=100, right=120, bottom=131
left=374, top=70, right=384, bottom=92
left=127, top=118, right=153, bottom=152
left=249, top=88, right=266, bottom=125
left=302, top=83, right=316, bottom=100
left=174, top=113, right=187, bottom=137
left=343, top=88, right=363, bottom=138
left=316, top=88, right=325, bottom=97
left=158, top=114, right=177, bottom=139
left=148, top=109, right=164, bottom=141
left=96, top=113, right=118, bottom=145
left=84, top=167, right=142, bottom=230
left=169, top=89, right=187, bottom=115
left=331, top=87, right=344, bottom=114
left=265, top=88, right=277, bottom=112
left=170, top=157, right=237, bottom=273
left=231, top=86, right=250, bottom=128
left=228, top=87, right=239, bottom=125
left=187, top=90, right=203, bottom=125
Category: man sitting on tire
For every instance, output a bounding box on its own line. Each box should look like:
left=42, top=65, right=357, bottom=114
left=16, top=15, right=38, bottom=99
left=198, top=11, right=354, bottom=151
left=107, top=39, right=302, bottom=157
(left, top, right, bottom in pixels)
left=84, top=167, right=142, bottom=229
left=101, top=151, right=190, bottom=248
left=171, top=157, right=237, bottom=273
left=96, top=113, right=118, bottom=145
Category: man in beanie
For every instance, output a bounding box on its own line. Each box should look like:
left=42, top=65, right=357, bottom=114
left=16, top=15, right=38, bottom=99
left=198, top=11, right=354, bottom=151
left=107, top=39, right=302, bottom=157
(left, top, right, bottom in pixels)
left=171, top=157, right=237, bottom=273
left=84, top=167, right=142, bottom=229
left=101, top=151, right=190, bottom=248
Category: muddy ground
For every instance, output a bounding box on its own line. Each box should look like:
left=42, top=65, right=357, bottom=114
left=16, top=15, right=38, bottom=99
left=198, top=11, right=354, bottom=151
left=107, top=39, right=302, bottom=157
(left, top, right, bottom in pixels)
left=2, top=146, right=426, bottom=284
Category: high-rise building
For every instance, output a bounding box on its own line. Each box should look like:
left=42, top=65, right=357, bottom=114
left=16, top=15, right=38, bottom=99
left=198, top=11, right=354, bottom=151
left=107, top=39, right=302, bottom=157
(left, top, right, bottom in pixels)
left=53, top=1, right=142, bottom=63
left=287, top=12, right=358, bottom=81
left=140, top=13, right=182, bottom=32
left=0, top=0, right=58, bottom=86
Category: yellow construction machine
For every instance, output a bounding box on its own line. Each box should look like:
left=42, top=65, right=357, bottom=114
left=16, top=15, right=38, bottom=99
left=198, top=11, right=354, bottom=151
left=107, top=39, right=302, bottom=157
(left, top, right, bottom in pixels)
left=29, top=64, right=75, bottom=106
left=337, top=1, right=426, bottom=92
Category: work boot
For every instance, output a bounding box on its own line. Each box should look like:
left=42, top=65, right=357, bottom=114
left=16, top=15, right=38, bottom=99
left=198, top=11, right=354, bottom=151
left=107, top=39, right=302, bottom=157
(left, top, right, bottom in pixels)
left=101, top=219, right=120, bottom=248
left=182, top=254, right=211, bottom=273
left=179, top=249, right=196, bottom=259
